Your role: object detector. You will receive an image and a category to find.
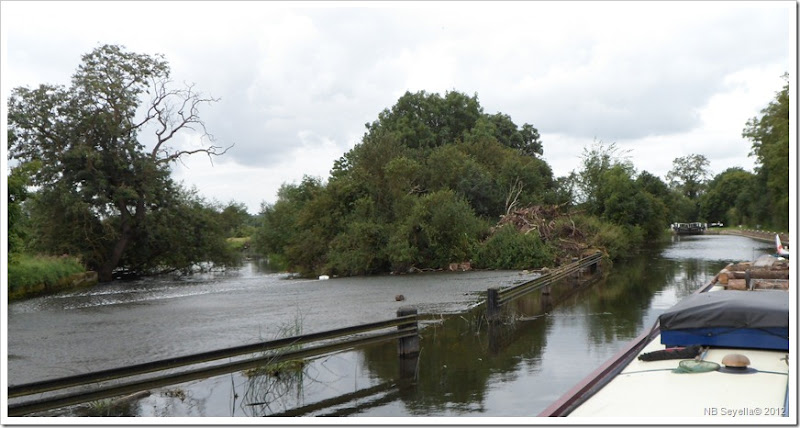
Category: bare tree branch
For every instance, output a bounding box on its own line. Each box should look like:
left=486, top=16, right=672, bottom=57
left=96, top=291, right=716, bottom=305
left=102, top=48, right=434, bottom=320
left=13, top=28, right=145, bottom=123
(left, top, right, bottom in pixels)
left=505, top=177, right=524, bottom=216
left=138, top=80, right=232, bottom=165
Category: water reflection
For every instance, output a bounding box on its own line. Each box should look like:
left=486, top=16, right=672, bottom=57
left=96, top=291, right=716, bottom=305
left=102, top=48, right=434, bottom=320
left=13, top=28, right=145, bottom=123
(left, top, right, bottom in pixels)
left=13, top=235, right=777, bottom=417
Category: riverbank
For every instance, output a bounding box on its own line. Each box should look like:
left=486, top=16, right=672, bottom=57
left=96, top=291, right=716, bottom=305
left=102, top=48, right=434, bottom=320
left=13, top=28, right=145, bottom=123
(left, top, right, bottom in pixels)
left=8, top=234, right=773, bottom=416
left=7, top=255, right=97, bottom=301
left=711, top=228, right=789, bottom=245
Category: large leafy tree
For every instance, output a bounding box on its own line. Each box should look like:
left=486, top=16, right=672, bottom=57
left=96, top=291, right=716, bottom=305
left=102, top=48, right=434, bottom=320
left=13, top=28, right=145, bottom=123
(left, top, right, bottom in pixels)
left=742, top=75, right=789, bottom=230
left=699, top=167, right=758, bottom=226
left=665, top=154, right=710, bottom=221
left=666, top=154, right=710, bottom=200
left=573, top=141, right=668, bottom=241
left=8, top=44, right=230, bottom=281
left=260, top=90, right=554, bottom=276
left=574, top=141, right=633, bottom=214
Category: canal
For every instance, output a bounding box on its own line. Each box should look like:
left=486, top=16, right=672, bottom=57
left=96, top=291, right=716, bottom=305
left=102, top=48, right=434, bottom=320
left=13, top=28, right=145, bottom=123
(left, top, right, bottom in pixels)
left=6, top=234, right=774, bottom=417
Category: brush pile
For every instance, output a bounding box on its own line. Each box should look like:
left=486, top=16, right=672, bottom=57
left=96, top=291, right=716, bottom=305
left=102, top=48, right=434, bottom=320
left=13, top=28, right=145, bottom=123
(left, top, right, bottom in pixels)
left=494, top=204, right=595, bottom=262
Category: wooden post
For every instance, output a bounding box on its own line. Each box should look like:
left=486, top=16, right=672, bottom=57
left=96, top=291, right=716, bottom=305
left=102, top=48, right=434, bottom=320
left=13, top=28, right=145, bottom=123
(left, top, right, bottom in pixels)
left=745, top=269, right=752, bottom=291
left=487, top=288, right=500, bottom=322
left=488, top=320, right=501, bottom=355
left=571, top=257, right=580, bottom=286
left=397, top=307, right=420, bottom=358
left=540, top=288, right=552, bottom=313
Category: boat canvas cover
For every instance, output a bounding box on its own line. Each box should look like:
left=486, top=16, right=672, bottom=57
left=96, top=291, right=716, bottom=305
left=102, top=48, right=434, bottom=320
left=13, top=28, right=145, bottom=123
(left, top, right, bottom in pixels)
left=659, top=290, right=788, bottom=350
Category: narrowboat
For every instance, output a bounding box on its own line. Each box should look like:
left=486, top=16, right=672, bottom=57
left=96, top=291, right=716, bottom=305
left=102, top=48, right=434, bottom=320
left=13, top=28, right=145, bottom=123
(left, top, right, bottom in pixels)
left=539, top=255, right=790, bottom=418
left=672, top=222, right=707, bottom=235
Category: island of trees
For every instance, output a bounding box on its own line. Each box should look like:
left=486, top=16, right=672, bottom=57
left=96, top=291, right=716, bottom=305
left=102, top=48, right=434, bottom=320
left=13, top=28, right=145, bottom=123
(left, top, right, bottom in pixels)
left=7, top=45, right=790, bottom=297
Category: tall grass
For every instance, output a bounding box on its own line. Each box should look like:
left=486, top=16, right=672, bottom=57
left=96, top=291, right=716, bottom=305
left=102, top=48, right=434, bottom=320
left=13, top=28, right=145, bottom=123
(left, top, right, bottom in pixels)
left=226, top=237, right=252, bottom=252
left=8, top=254, right=87, bottom=299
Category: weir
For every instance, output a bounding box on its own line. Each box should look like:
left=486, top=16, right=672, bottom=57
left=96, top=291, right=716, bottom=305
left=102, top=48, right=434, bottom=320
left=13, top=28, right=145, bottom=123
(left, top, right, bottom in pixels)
left=7, top=310, right=422, bottom=416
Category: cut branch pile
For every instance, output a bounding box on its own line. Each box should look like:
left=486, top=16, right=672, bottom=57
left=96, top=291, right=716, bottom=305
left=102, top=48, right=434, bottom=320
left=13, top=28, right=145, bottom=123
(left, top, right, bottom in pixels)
left=493, top=204, right=592, bottom=260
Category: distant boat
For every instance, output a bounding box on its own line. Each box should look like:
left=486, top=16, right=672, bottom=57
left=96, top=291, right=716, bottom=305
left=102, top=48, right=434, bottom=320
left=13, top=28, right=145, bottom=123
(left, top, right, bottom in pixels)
left=775, top=234, right=790, bottom=259
left=672, top=222, right=706, bottom=235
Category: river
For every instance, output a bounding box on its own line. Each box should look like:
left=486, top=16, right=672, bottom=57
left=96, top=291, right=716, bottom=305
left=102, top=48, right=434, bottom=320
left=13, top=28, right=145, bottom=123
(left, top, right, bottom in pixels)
left=5, top=234, right=774, bottom=417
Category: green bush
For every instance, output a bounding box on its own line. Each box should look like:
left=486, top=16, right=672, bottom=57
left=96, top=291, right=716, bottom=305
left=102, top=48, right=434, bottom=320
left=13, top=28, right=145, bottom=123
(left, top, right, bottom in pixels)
left=474, top=225, right=555, bottom=270
left=8, top=254, right=86, bottom=298
left=226, top=237, right=251, bottom=251
left=388, top=190, right=486, bottom=271
left=571, top=215, right=640, bottom=260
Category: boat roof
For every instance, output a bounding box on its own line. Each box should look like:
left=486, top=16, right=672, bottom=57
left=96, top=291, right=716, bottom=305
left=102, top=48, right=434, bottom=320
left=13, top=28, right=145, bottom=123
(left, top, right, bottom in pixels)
left=568, top=335, right=789, bottom=417
left=659, top=290, right=788, bottom=331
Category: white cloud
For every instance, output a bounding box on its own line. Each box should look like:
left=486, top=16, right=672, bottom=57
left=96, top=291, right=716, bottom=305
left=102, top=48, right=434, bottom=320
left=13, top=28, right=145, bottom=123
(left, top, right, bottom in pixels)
left=2, top=1, right=793, bottom=213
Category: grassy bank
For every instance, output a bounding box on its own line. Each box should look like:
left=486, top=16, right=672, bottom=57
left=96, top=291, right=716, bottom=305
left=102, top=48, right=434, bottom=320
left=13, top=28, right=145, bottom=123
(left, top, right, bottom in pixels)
left=8, top=254, right=94, bottom=301
left=226, top=237, right=252, bottom=252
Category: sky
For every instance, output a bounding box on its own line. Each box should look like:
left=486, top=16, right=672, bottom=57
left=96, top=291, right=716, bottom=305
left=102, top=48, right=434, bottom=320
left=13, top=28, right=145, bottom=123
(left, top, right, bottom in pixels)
left=1, top=1, right=795, bottom=214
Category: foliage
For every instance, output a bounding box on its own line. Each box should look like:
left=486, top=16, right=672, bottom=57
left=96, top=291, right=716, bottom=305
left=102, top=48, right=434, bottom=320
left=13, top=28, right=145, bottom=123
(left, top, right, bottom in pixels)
left=699, top=167, right=758, bottom=226
left=574, top=140, right=633, bottom=211
left=119, top=187, right=240, bottom=276
left=216, top=201, right=255, bottom=238
left=255, top=90, right=555, bottom=276
left=569, top=214, right=637, bottom=261
left=7, top=163, right=35, bottom=262
left=252, top=176, right=323, bottom=273
left=572, top=141, right=667, bottom=242
left=473, top=225, right=555, bottom=269
left=387, top=190, right=486, bottom=272
left=742, top=74, right=789, bottom=230
left=666, top=154, right=711, bottom=200
left=7, top=255, right=86, bottom=298
left=227, top=237, right=252, bottom=251
left=7, top=44, right=229, bottom=281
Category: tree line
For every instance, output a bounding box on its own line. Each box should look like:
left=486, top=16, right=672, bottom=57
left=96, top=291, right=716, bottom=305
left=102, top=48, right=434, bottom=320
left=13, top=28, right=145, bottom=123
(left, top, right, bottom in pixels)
left=7, top=46, right=789, bottom=282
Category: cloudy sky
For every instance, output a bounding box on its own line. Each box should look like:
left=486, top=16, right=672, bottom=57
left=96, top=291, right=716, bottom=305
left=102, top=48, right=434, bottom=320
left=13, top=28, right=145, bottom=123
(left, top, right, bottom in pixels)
left=2, top=1, right=794, bottom=214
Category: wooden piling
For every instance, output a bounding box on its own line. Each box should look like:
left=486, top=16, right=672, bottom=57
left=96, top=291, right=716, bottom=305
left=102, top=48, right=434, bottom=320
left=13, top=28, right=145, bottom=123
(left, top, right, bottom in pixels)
left=571, top=257, right=580, bottom=286
left=396, top=306, right=420, bottom=358
left=487, top=288, right=500, bottom=322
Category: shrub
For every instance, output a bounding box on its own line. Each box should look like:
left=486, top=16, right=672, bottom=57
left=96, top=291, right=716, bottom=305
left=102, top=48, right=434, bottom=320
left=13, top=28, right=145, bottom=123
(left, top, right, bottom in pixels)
left=8, top=254, right=86, bottom=298
left=474, top=225, right=555, bottom=269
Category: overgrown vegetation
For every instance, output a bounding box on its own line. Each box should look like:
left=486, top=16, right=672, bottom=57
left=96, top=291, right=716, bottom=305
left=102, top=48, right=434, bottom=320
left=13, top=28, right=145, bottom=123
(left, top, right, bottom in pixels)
left=252, top=78, right=788, bottom=277
left=6, top=43, right=787, bottom=286
left=8, top=255, right=87, bottom=299
left=7, top=44, right=235, bottom=282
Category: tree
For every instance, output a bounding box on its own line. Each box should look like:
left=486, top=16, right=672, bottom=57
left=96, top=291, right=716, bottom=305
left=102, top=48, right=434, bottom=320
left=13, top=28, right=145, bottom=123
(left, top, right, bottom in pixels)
left=252, top=176, right=323, bottom=271
left=7, top=163, right=36, bottom=262
left=666, top=154, right=710, bottom=200
left=574, top=140, right=633, bottom=216
left=743, top=75, right=789, bottom=230
left=256, top=90, right=555, bottom=276
left=217, top=201, right=254, bottom=238
left=387, top=190, right=485, bottom=271
left=699, top=167, right=757, bottom=226
left=8, top=44, right=230, bottom=281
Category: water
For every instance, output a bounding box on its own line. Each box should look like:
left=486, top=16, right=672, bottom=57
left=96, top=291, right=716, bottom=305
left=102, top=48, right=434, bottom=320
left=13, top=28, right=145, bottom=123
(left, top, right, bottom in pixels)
left=6, top=234, right=774, bottom=417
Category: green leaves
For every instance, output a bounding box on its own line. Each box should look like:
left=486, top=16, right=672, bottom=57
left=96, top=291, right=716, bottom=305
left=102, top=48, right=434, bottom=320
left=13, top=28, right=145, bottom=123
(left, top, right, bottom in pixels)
left=8, top=44, right=227, bottom=281
left=742, top=75, right=789, bottom=230
left=474, top=225, right=553, bottom=270
left=666, top=154, right=710, bottom=200
left=254, top=90, right=558, bottom=276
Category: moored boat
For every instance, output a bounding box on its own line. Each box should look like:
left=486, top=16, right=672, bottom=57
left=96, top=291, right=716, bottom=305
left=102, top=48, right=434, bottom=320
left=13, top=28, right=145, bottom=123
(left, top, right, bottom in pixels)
left=539, top=255, right=790, bottom=418
left=672, top=222, right=707, bottom=235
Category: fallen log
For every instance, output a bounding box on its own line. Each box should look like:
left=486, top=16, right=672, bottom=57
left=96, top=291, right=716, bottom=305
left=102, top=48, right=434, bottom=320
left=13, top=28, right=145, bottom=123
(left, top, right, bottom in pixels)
left=729, top=270, right=789, bottom=280
left=724, top=279, right=789, bottom=291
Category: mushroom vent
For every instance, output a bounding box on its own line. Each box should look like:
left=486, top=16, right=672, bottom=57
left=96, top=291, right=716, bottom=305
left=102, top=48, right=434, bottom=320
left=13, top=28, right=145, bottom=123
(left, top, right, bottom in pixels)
left=719, top=353, right=757, bottom=374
